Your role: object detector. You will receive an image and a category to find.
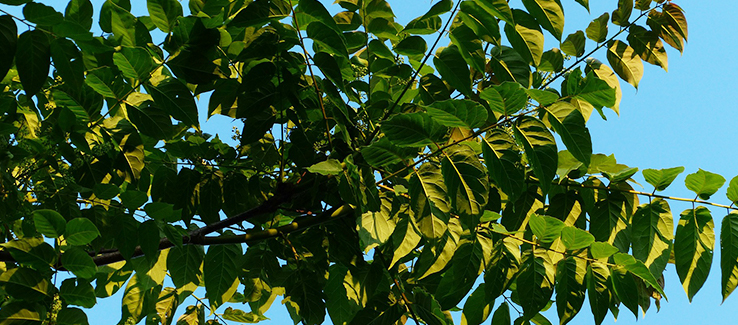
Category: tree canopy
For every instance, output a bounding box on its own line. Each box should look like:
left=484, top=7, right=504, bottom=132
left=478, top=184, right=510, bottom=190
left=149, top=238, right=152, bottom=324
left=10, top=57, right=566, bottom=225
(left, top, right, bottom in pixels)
left=0, top=0, right=735, bottom=324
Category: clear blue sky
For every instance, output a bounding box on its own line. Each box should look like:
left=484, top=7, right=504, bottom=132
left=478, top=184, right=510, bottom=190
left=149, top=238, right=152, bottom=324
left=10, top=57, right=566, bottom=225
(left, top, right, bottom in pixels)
left=4, top=0, right=737, bottom=324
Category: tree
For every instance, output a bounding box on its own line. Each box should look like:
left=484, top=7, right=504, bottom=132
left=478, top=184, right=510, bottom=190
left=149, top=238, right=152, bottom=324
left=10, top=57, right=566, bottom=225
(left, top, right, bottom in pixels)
left=0, top=0, right=734, bottom=324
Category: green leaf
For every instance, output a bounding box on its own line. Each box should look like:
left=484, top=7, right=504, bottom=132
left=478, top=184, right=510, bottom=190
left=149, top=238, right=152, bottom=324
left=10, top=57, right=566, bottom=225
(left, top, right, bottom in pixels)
left=50, top=39, right=85, bottom=89
left=93, top=183, right=119, bottom=199
left=484, top=238, right=521, bottom=299
left=57, top=307, right=90, bottom=325
left=516, top=248, right=555, bottom=317
left=611, top=0, right=633, bottom=26
left=458, top=1, right=501, bottom=45
left=489, top=45, right=532, bottom=87
left=544, top=102, right=592, bottom=167
left=561, top=30, right=586, bottom=57
left=528, top=214, right=565, bottom=243
left=361, top=138, right=417, bottom=167
left=307, top=159, right=343, bottom=176
left=612, top=253, right=667, bottom=299
left=167, top=245, right=204, bottom=293
left=23, top=2, right=64, bottom=25
left=394, top=36, right=427, bottom=58
left=685, top=169, right=726, bottom=200
left=606, top=40, right=643, bottom=89
left=491, top=302, right=511, bottom=325
left=307, top=21, right=348, bottom=59
left=434, top=45, right=472, bottom=97
left=728, top=176, right=738, bottom=205
left=2, top=238, right=56, bottom=268
left=461, top=284, right=493, bottom=325
left=575, top=74, right=617, bottom=109
left=584, top=59, right=621, bottom=116
left=441, top=143, right=489, bottom=223
left=204, top=244, right=242, bottom=310
left=449, top=24, right=485, bottom=73
left=358, top=209, right=396, bottom=253
left=609, top=265, right=638, bottom=317
left=222, top=307, right=267, bottom=323
left=65, top=0, right=94, bottom=29
left=521, top=0, right=565, bottom=40
left=482, top=128, right=525, bottom=200
left=146, top=78, right=199, bottom=130
left=62, top=247, right=98, bottom=279
left=410, top=163, right=451, bottom=240
left=66, top=218, right=101, bottom=246
left=113, top=46, right=153, bottom=81
left=0, top=267, right=51, bottom=301
left=147, top=0, right=182, bottom=33
left=589, top=242, right=620, bottom=259
left=0, top=303, right=43, bottom=324
left=32, top=209, right=66, bottom=238
left=413, top=289, right=447, bottom=325
left=381, top=112, right=447, bottom=147
left=472, top=0, right=514, bottom=25
left=435, top=241, right=484, bottom=309
left=627, top=25, right=668, bottom=71
left=721, top=212, right=738, bottom=301
left=675, top=207, right=714, bottom=301
left=16, top=29, right=50, bottom=96
left=513, top=116, right=557, bottom=195
left=586, top=262, right=612, bottom=325
left=586, top=13, right=609, bottom=43
left=492, top=82, right=527, bottom=115
left=127, top=99, right=173, bottom=140
left=663, top=3, right=688, bottom=41
left=0, top=15, right=17, bottom=81
left=556, top=256, right=586, bottom=325
left=425, top=99, right=488, bottom=129
left=631, top=198, right=673, bottom=277
left=643, top=166, right=685, bottom=191
left=561, top=226, right=595, bottom=250
left=389, top=216, right=421, bottom=268
left=504, top=10, right=544, bottom=66
left=647, top=9, right=684, bottom=53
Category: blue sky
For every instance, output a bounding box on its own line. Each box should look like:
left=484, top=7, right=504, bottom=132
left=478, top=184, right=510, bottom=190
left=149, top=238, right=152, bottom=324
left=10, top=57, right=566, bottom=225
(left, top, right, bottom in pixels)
left=3, top=0, right=737, bottom=324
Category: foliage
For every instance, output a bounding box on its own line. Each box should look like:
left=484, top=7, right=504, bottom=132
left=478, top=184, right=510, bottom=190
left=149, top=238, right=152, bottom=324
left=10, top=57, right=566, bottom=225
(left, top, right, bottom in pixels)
left=0, top=0, right=735, bottom=325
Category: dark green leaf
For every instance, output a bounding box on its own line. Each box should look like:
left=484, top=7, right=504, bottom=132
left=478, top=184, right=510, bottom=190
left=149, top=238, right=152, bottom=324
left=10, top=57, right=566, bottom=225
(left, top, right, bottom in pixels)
left=611, top=0, right=633, bottom=26
left=461, top=284, right=493, bottom=325
left=167, top=245, right=204, bottom=292
left=472, top=0, right=514, bottom=25
left=484, top=238, right=521, bottom=299
left=721, top=212, right=738, bottom=301
left=544, top=102, right=592, bottom=167
left=435, top=240, right=484, bottom=309
left=727, top=176, right=738, bottom=205
left=57, top=307, right=90, bottom=325
left=491, top=302, right=511, bottom=325
left=62, top=247, right=98, bottom=279
left=93, top=183, right=119, bottom=199
left=204, top=244, right=242, bottom=309
left=516, top=248, right=555, bottom=318
left=561, top=30, right=586, bottom=57
left=0, top=267, right=51, bottom=301
left=16, top=29, right=50, bottom=96
left=0, top=15, right=17, bottom=81
left=23, top=2, right=64, bottom=25
left=675, top=207, right=714, bottom=301
left=0, top=303, right=42, bottom=324
left=434, top=45, right=472, bottom=97
left=449, top=24, right=485, bottom=73
left=410, top=163, right=451, bottom=240
left=308, top=21, right=348, bottom=59
left=586, top=262, right=612, bottom=325
left=513, top=116, right=557, bottom=195
left=442, top=143, right=489, bottom=222
left=556, top=256, right=586, bottom=325
left=425, top=99, right=488, bottom=129
left=65, top=0, right=94, bottom=29
left=521, top=0, right=565, bottom=40
left=504, top=10, right=544, bottom=66
left=482, top=128, right=526, bottom=201
left=458, top=1, right=501, bottom=44
left=586, top=13, right=609, bottom=43
left=631, top=198, right=673, bottom=277
left=381, top=112, right=447, bottom=147
left=628, top=25, right=668, bottom=71
left=361, top=138, right=417, bottom=167
left=113, top=46, right=153, bottom=81
left=146, top=78, right=199, bottom=130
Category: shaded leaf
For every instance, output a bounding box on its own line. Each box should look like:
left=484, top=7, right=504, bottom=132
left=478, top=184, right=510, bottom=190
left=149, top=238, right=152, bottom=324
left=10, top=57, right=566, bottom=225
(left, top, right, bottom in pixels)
left=674, top=207, right=714, bottom=301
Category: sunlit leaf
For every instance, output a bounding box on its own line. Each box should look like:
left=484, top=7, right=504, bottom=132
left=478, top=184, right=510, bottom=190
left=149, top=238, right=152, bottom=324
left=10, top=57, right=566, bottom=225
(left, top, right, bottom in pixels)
left=675, top=207, right=714, bottom=301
